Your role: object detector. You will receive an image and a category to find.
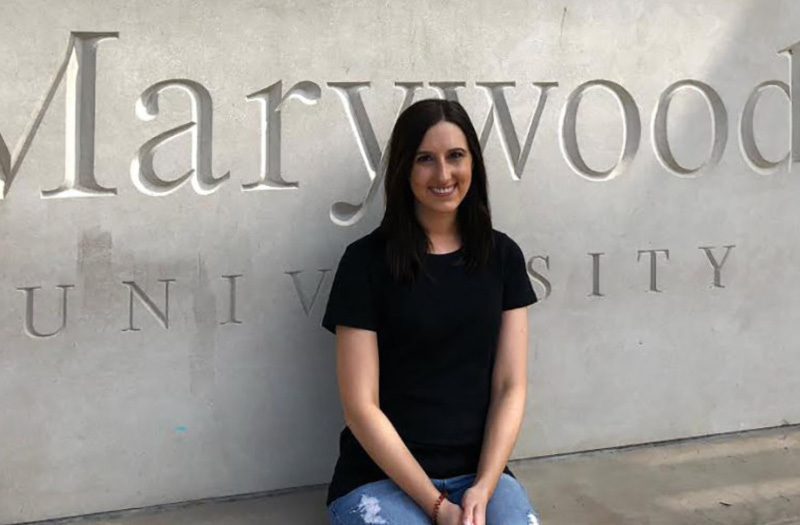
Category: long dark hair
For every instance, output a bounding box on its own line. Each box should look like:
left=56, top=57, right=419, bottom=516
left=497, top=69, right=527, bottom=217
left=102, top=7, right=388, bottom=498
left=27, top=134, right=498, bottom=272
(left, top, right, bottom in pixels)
left=379, top=99, right=493, bottom=285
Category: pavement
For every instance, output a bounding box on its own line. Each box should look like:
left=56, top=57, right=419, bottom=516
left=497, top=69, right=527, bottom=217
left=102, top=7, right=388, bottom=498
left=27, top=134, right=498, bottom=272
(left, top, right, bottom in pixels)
left=24, top=425, right=800, bottom=525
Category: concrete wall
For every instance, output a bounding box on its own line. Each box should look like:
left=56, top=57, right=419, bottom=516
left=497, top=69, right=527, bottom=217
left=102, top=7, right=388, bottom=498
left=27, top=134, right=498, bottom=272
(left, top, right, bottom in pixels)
left=2, top=0, right=800, bottom=521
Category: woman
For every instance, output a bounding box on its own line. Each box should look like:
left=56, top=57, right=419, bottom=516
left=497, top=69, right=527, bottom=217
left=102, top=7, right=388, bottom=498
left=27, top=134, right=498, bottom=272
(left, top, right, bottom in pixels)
left=322, top=99, right=540, bottom=525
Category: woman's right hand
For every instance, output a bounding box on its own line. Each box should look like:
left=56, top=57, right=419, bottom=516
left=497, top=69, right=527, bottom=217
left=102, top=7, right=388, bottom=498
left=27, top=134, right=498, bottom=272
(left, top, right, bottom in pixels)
left=437, top=499, right=466, bottom=525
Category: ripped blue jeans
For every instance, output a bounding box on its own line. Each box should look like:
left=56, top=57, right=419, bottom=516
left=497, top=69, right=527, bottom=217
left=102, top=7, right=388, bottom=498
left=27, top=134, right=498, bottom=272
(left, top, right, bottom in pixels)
left=326, top=472, right=540, bottom=524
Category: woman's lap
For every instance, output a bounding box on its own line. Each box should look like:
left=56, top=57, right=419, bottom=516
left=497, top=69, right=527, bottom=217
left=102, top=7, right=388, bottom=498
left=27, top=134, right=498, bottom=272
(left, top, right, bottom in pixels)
left=327, top=473, right=540, bottom=524
left=327, top=477, right=430, bottom=524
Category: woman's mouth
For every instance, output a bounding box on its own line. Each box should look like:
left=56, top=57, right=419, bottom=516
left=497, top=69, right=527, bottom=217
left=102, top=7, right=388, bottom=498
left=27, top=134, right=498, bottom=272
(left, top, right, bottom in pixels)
left=430, top=184, right=457, bottom=197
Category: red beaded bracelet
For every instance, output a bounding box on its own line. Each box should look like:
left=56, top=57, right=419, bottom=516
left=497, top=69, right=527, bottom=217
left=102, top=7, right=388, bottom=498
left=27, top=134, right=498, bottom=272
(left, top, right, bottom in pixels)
left=431, top=491, right=447, bottom=524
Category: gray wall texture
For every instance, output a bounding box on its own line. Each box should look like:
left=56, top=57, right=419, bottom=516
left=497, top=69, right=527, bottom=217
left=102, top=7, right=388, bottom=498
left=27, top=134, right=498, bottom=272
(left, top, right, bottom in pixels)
left=2, top=0, right=800, bottom=522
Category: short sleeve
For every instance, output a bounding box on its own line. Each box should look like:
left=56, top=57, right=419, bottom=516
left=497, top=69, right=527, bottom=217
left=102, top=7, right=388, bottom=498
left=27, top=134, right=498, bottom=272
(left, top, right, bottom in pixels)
left=321, top=245, right=379, bottom=334
left=502, top=236, right=538, bottom=310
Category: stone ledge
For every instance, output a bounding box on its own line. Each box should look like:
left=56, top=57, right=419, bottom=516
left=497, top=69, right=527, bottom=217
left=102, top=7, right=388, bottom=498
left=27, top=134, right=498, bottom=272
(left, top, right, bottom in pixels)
left=16, top=425, right=800, bottom=525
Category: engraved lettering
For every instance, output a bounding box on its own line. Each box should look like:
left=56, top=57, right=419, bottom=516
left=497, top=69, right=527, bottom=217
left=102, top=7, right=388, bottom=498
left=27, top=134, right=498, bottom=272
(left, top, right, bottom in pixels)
left=285, top=269, right=332, bottom=315
left=475, top=82, right=558, bottom=180
left=560, top=80, right=641, bottom=181
left=131, top=80, right=230, bottom=196
left=326, top=81, right=423, bottom=225
left=221, top=274, right=243, bottom=325
left=429, top=81, right=495, bottom=148
left=121, top=279, right=175, bottom=331
left=16, top=285, right=74, bottom=338
left=698, top=245, right=735, bottom=288
left=0, top=32, right=118, bottom=200
left=740, top=81, right=790, bottom=175
left=779, top=40, right=800, bottom=166
left=242, top=80, right=321, bottom=191
left=430, top=81, right=557, bottom=178
left=526, top=255, right=552, bottom=300
left=652, top=80, right=728, bottom=177
left=588, top=252, right=604, bottom=297
left=428, top=81, right=466, bottom=102
left=636, top=249, right=670, bottom=292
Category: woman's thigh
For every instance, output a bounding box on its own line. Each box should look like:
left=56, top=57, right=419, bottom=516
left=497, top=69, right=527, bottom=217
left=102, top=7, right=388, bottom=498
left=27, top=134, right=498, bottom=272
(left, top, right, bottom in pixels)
left=327, top=479, right=431, bottom=525
left=485, top=473, right=541, bottom=525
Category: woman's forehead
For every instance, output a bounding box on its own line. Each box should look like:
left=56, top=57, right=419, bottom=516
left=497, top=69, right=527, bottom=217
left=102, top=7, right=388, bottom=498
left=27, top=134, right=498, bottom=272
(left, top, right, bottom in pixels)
left=417, top=121, right=469, bottom=151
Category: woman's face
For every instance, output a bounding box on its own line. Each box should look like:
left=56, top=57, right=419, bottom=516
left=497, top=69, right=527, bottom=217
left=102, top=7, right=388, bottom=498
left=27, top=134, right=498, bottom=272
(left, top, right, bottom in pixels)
left=409, top=121, right=473, bottom=220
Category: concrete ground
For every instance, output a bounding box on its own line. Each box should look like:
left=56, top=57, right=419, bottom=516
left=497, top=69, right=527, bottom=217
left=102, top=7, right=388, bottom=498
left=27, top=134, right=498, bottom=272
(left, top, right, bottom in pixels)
left=26, top=425, right=800, bottom=525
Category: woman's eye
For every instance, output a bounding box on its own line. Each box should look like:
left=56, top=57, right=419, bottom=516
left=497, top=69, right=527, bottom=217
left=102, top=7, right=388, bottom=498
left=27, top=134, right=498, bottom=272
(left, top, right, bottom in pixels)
left=450, top=150, right=465, bottom=160
left=416, top=155, right=432, bottom=163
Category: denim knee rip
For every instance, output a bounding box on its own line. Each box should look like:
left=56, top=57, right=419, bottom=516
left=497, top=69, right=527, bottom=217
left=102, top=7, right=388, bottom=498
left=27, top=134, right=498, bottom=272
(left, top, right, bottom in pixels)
left=356, top=494, right=387, bottom=524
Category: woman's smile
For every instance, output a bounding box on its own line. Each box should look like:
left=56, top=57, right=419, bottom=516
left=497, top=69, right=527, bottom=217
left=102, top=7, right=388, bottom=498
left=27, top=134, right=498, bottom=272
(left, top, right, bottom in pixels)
left=430, top=184, right=457, bottom=197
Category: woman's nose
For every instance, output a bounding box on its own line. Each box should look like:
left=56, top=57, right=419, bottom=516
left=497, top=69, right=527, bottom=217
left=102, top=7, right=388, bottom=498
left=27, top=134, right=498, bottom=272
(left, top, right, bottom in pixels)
left=434, top=158, right=451, bottom=181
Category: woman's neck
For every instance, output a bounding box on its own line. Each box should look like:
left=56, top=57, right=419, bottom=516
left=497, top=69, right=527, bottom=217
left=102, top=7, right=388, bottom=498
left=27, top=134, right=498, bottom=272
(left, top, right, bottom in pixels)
left=416, top=209, right=460, bottom=253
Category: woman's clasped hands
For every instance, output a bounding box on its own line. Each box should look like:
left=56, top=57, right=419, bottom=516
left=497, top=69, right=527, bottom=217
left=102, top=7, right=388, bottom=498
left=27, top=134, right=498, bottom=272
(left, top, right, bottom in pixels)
left=436, top=484, right=490, bottom=525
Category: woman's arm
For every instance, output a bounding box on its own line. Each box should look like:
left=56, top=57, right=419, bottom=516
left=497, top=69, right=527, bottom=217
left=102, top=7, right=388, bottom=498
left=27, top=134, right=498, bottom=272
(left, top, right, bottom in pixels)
left=473, top=306, right=530, bottom=497
left=335, top=325, right=460, bottom=522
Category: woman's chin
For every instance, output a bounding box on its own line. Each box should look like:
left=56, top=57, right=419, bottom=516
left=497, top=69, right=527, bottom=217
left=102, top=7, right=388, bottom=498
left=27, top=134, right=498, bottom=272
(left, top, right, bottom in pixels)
left=424, top=201, right=460, bottom=215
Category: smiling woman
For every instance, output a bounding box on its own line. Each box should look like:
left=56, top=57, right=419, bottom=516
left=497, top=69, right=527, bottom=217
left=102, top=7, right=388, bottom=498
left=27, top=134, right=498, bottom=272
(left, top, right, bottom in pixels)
left=322, top=99, right=540, bottom=525
left=409, top=121, right=473, bottom=231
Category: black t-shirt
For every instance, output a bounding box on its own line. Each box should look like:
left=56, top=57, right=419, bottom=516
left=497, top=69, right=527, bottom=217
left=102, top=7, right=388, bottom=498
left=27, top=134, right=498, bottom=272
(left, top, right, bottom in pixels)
left=321, top=227, right=538, bottom=506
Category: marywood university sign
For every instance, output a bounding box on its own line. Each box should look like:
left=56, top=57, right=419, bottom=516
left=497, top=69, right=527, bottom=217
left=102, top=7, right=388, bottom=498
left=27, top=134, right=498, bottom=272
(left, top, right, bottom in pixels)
left=2, top=31, right=795, bottom=337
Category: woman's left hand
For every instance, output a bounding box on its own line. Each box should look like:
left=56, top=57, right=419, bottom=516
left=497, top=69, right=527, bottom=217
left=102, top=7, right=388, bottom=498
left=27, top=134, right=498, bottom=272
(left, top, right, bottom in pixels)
left=460, top=484, right=490, bottom=525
